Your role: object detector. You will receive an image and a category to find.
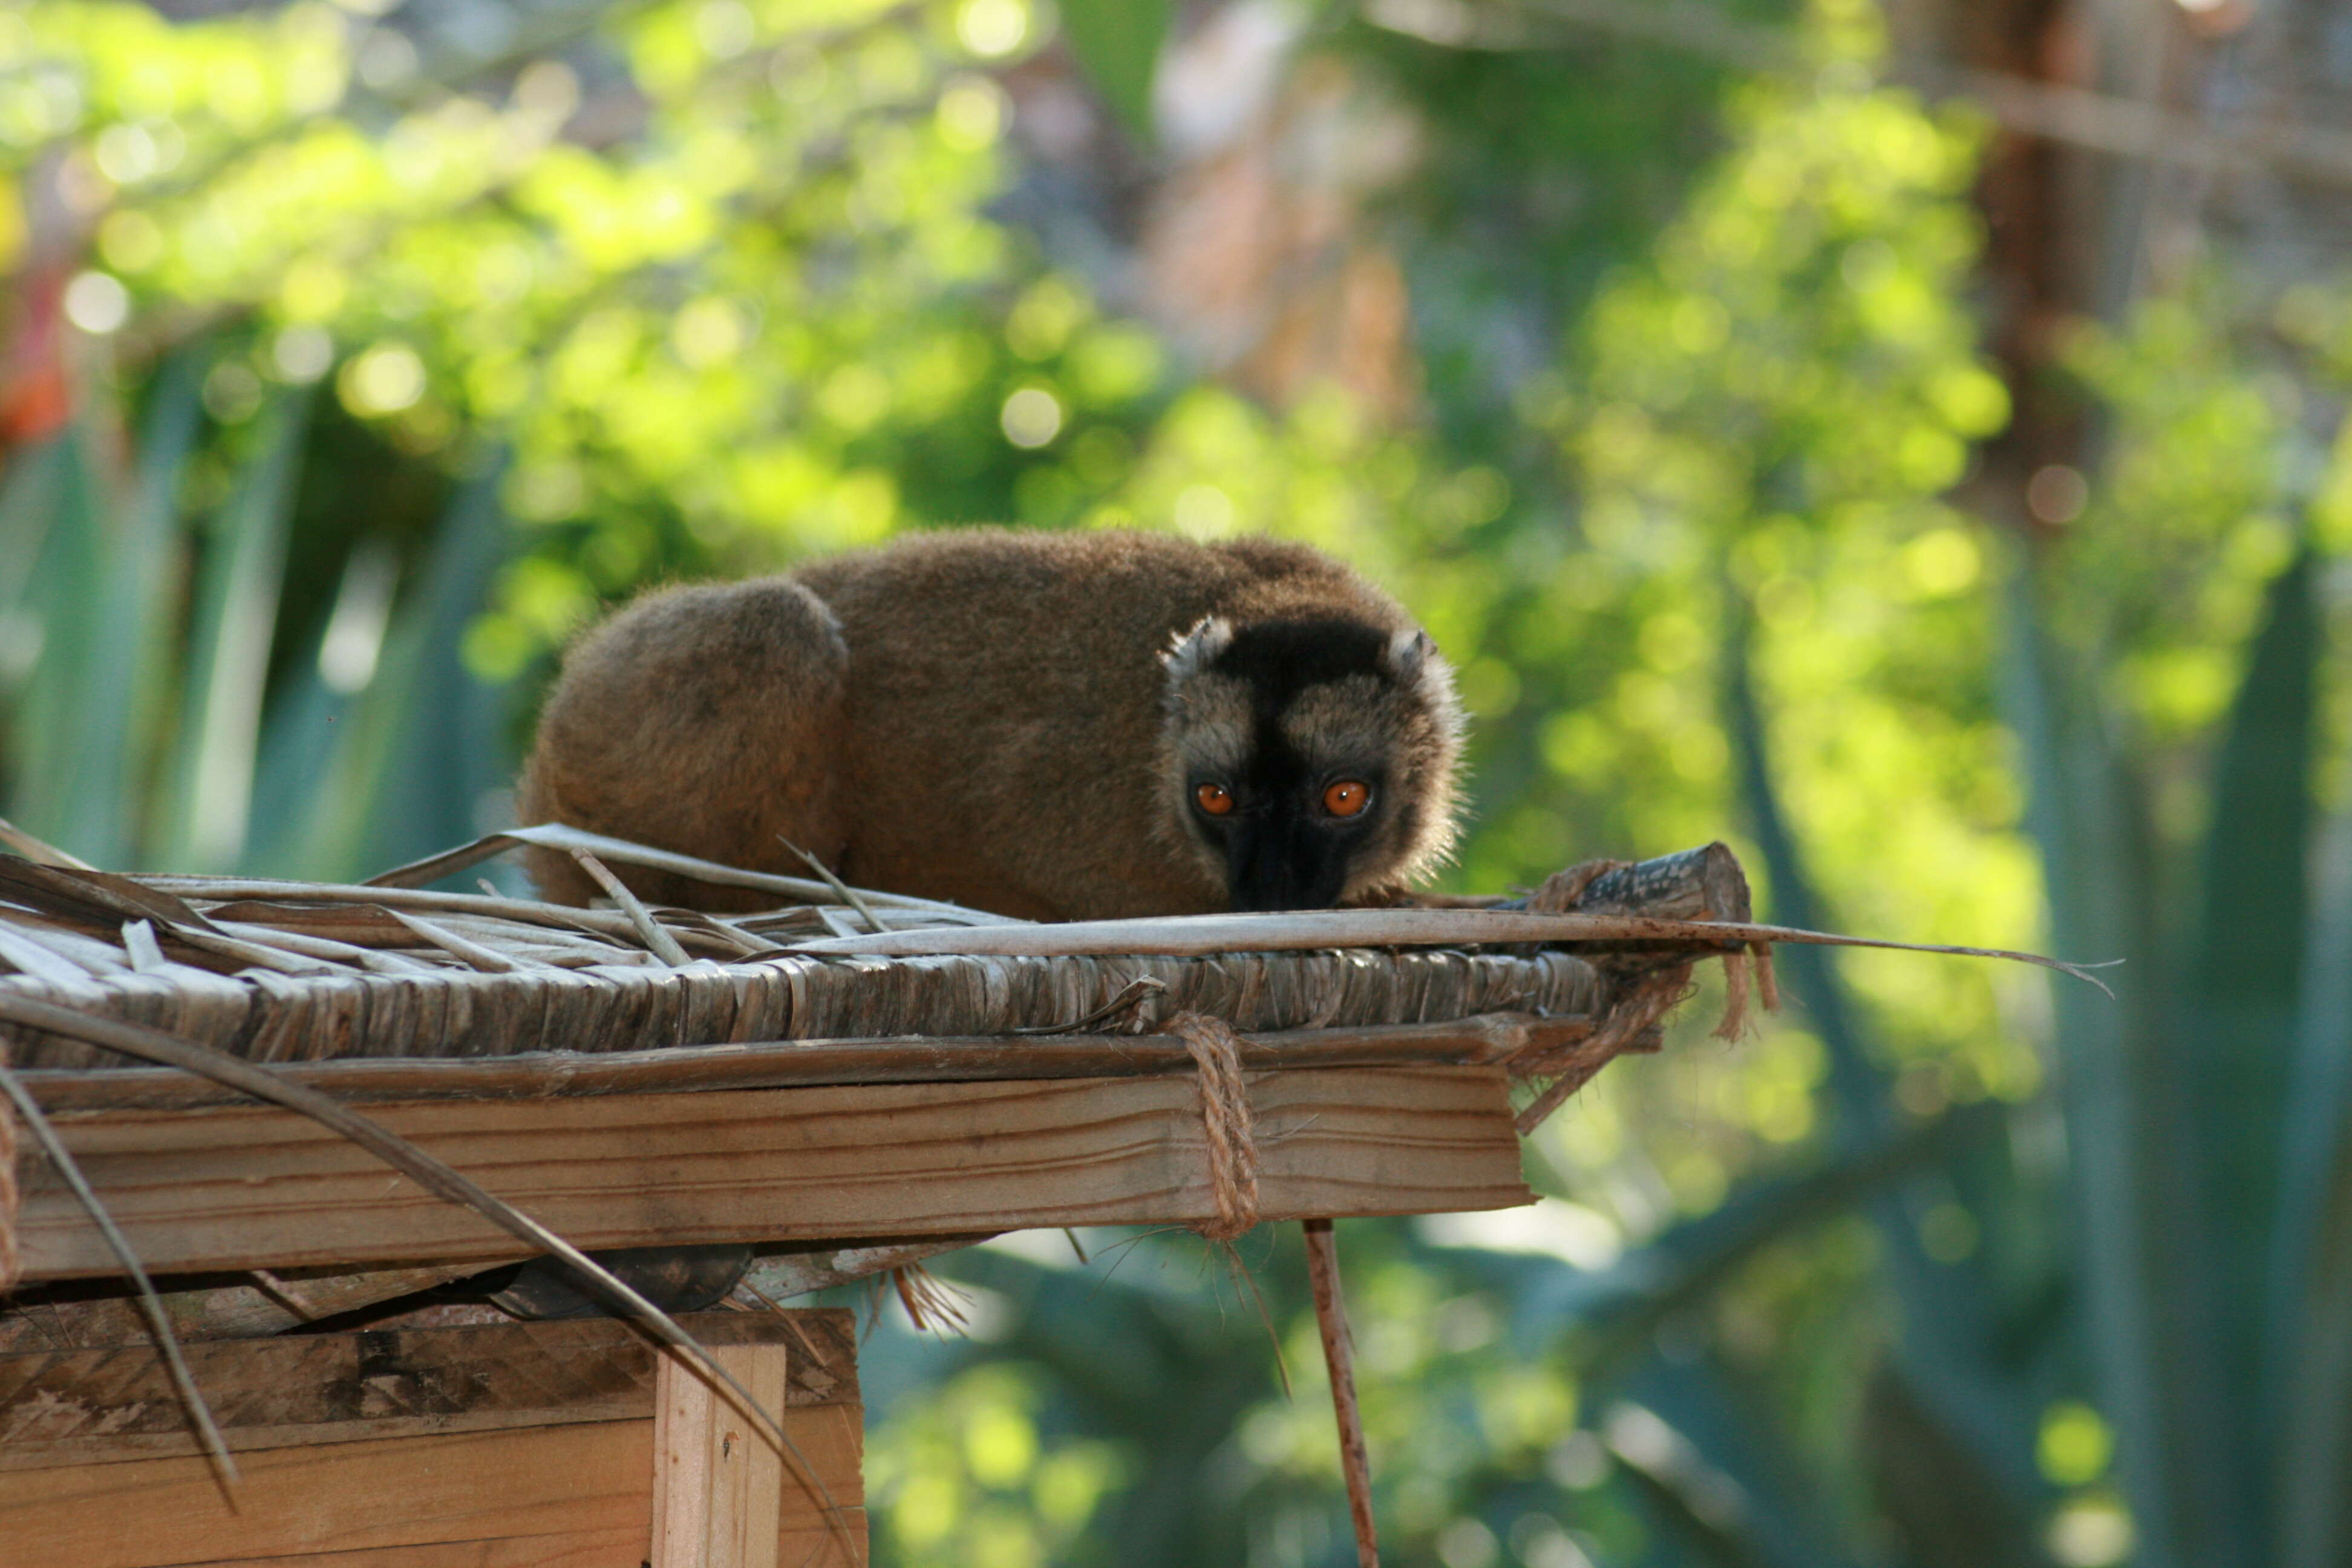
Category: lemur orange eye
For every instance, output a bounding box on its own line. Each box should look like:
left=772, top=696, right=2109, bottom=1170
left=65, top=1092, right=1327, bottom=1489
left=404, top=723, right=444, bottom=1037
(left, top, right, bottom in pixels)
left=1323, top=780, right=1370, bottom=817
left=1195, top=783, right=1235, bottom=817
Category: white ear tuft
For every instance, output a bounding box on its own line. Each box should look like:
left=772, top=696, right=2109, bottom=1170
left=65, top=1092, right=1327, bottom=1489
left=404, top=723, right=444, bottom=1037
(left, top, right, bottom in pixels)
left=1162, top=616, right=1234, bottom=684
left=1383, top=627, right=1434, bottom=684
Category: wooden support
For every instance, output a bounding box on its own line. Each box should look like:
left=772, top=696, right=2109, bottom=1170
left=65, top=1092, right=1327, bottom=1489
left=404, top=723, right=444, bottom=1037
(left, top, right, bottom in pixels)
left=652, top=1339, right=788, bottom=1568
left=0, top=1310, right=864, bottom=1568
left=13, top=1065, right=1530, bottom=1282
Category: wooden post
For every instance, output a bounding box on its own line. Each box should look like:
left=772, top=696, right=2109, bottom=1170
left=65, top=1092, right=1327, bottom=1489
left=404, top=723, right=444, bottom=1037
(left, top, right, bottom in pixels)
left=652, top=1340, right=789, bottom=1568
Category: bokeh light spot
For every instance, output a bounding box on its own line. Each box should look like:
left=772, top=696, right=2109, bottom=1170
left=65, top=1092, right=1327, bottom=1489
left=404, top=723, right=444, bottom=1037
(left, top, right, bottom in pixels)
left=955, top=0, right=1029, bottom=59
left=2047, top=1500, right=2132, bottom=1568
left=2038, top=1402, right=2115, bottom=1488
left=62, top=270, right=129, bottom=334
left=1000, top=386, right=1063, bottom=448
left=936, top=76, right=1005, bottom=151
left=339, top=341, right=426, bottom=415
left=1172, top=482, right=1236, bottom=538
left=1901, top=527, right=1981, bottom=597
left=271, top=325, right=335, bottom=384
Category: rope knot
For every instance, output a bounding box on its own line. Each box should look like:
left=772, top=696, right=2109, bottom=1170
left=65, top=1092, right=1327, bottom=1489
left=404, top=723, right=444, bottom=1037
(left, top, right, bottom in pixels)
left=1163, top=1011, right=1261, bottom=1242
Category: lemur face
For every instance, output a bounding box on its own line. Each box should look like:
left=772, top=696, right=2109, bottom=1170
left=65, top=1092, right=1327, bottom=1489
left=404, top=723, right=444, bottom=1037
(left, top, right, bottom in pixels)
left=1159, top=615, right=1464, bottom=912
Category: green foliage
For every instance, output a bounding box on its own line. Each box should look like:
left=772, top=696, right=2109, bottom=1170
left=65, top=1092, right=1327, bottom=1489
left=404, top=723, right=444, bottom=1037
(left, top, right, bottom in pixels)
left=1054, top=0, right=1167, bottom=145
left=8, top=0, right=2352, bottom=1562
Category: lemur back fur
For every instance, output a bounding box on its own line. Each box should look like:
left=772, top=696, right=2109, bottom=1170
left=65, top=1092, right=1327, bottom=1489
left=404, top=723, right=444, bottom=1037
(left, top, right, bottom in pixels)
left=518, top=529, right=1463, bottom=920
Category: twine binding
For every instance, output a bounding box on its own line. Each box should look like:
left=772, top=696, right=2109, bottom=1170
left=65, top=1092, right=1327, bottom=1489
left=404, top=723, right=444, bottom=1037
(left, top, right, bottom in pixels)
left=1165, top=1011, right=1261, bottom=1241
left=1512, top=964, right=1698, bottom=1137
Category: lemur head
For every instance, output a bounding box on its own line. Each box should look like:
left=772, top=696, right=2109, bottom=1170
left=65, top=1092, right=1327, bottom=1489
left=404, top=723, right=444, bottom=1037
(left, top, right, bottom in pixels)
left=1158, top=614, right=1465, bottom=912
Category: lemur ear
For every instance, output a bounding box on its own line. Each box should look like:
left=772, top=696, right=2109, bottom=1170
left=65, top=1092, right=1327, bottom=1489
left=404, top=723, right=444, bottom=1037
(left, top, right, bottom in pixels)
left=1161, top=616, right=1234, bottom=684
left=1382, top=627, right=1436, bottom=685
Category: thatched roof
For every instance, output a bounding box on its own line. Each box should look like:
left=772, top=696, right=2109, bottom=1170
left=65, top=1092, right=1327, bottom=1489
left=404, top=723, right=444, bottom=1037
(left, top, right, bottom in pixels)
left=0, top=826, right=1659, bottom=1072
left=0, top=942, right=1606, bottom=1074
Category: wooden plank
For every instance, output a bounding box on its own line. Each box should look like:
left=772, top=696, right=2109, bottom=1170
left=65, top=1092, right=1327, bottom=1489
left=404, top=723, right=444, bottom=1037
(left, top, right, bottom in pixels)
left=15, top=1066, right=1530, bottom=1281
left=165, top=1529, right=649, bottom=1568
left=650, top=1342, right=786, bottom=1568
left=3, top=1420, right=658, bottom=1568
left=0, top=1413, right=864, bottom=1568
left=15, top=1012, right=1563, bottom=1112
left=0, top=1314, right=866, bottom=1568
left=778, top=1402, right=864, bottom=1567
left=0, top=1311, right=857, bottom=1471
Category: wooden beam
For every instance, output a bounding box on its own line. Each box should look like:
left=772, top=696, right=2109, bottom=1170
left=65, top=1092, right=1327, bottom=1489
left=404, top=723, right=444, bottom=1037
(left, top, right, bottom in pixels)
left=4, top=1423, right=663, bottom=1568
left=0, top=1310, right=857, bottom=1471
left=14, top=1012, right=1569, bottom=1112
left=0, top=1416, right=863, bottom=1568
left=142, top=1535, right=650, bottom=1568
left=15, top=1066, right=1529, bottom=1282
left=0, top=1312, right=864, bottom=1568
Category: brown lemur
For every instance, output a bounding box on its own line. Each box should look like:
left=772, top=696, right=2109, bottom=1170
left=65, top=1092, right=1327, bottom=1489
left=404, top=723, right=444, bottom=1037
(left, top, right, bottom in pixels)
left=517, top=528, right=1465, bottom=921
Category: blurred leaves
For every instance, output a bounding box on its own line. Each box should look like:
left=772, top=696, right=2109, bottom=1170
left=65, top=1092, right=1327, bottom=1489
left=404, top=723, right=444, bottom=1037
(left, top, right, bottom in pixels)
left=1056, top=0, right=1168, bottom=145
left=6, top=0, right=2352, bottom=1563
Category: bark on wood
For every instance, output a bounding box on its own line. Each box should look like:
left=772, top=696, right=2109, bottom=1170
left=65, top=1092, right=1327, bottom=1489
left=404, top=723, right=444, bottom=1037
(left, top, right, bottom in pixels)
left=1549, top=841, right=1753, bottom=922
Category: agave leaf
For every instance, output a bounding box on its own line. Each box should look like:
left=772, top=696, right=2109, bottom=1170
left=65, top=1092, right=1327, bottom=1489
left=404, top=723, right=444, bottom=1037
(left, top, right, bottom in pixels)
left=2265, top=598, right=2352, bottom=1566
left=53, top=348, right=208, bottom=869
left=2272, top=844, right=2352, bottom=1568
left=0, top=433, right=66, bottom=623
left=1520, top=1103, right=2004, bottom=1360
left=2001, top=564, right=2194, bottom=1568
left=6, top=429, right=111, bottom=861
left=1610, top=1362, right=1867, bottom=1568
left=2273, top=1071, right=2352, bottom=1567
left=252, top=463, right=512, bottom=881
left=1719, top=596, right=1889, bottom=1143
left=240, top=640, right=357, bottom=877
left=1725, top=599, right=2047, bottom=1505
left=152, top=390, right=310, bottom=872
left=930, top=1242, right=1295, bottom=1568
left=1855, top=1353, right=2057, bottom=1568
left=2174, top=545, right=2319, bottom=1554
